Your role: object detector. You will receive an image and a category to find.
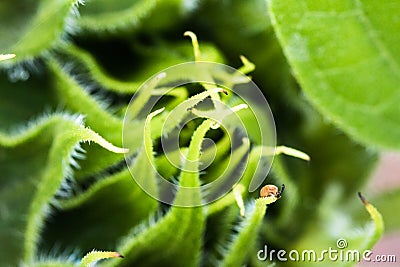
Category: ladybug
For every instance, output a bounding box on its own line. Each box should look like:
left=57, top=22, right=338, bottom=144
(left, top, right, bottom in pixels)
left=260, top=184, right=285, bottom=198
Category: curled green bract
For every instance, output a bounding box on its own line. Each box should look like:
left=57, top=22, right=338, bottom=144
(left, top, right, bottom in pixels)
left=0, top=0, right=80, bottom=68
left=81, top=250, right=123, bottom=267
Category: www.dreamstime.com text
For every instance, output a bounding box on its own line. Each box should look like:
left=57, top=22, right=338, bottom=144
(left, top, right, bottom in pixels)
left=257, top=238, right=397, bottom=263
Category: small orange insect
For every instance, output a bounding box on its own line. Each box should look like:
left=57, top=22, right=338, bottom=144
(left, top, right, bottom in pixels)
left=260, top=184, right=285, bottom=198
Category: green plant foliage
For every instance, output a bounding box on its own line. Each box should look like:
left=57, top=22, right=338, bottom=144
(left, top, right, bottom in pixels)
left=220, top=197, right=280, bottom=267
left=0, top=0, right=79, bottom=67
left=77, top=0, right=157, bottom=33
left=81, top=250, right=123, bottom=267
left=0, top=114, right=126, bottom=266
left=58, top=41, right=223, bottom=94
left=268, top=0, right=400, bottom=150
left=0, top=0, right=397, bottom=266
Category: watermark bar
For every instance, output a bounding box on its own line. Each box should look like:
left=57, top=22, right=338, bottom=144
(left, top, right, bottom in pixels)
left=257, top=239, right=397, bottom=263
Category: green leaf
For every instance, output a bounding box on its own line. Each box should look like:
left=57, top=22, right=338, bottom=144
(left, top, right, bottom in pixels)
left=269, top=0, right=400, bottom=149
left=220, top=198, right=278, bottom=267
left=0, top=114, right=126, bottom=266
left=190, top=5, right=378, bottom=255
left=58, top=40, right=223, bottom=94
left=77, top=0, right=157, bottom=33
left=204, top=138, right=250, bottom=211
left=206, top=145, right=303, bottom=217
left=39, top=108, right=160, bottom=257
left=202, top=206, right=239, bottom=267
left=1, top=2, right=390, bottom=265
left=47, top=58, right=127, bottom=180
left=207, top=145, right=261, bottom=216
left=77, top=0, right=199, bottom=35
left=39, top=168, right=157, bottom=256
left=106, top=119, right=214, bottom=267
left=136, top=107, right=164, bottom=199
left=0, top=0, right=79, bottom=67
left=81, top=250, right=123, bottom=267
left=48, top=59, right=123, bottom=144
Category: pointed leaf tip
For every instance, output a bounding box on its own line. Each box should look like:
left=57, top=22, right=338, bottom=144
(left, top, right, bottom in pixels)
left=184, top=31, right=201, bottom=61
left=358, top=191, right=367, bottom=205
left=358, top=192, right=384, bottom=240
left=81, top=250, right=123, bottom=266
left=0, top=54, right=16, bottom=61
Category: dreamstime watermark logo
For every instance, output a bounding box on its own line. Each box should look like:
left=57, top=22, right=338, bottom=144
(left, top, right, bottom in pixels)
left=257, top=238, right=397, bottom=263
left=122, top=62, right=276, bottom=207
